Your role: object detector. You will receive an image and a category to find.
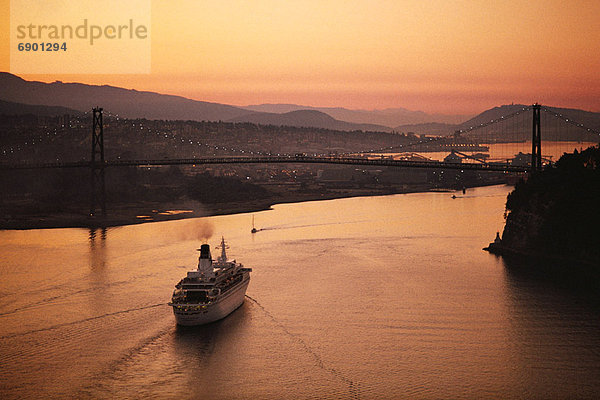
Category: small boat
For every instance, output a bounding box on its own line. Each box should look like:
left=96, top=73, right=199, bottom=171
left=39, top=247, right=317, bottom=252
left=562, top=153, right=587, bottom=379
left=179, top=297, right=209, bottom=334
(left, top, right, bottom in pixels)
left=251, top=215, right=258, bottom=233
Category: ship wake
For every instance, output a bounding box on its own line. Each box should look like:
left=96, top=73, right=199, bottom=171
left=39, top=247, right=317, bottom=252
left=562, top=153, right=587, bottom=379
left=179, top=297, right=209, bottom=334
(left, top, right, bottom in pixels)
left=259, top=220, right=368, bottom=232
left=0, top=303, right=168, bottom=340
left=245, top=294, right=360, bottom=400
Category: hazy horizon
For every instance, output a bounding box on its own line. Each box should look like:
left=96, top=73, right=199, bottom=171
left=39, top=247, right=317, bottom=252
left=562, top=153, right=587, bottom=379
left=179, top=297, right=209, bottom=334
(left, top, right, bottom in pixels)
left=1, top=0, right=600, bottom=114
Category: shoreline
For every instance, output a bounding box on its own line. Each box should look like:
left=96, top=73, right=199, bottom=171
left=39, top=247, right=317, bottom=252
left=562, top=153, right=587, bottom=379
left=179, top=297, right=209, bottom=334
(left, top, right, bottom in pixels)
left=484, top=242, right=600, bottom=270
left=1, top=184, right=462, bottom=231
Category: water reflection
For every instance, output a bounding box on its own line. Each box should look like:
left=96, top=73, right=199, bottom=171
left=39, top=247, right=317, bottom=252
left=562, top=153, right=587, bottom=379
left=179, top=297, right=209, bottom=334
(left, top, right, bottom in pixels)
left=171, top=304, right=252, bottom=397
left=88, top=227, right=107, bottom=271
left=173, top=302, right=248, bottom=355
left=88, top=227, right=107, bottom=247
left=173, top=320, right=221, bottom=357
left=502, top=255, right=600, bottom=298
left=501, top=257, right=600, bottom=398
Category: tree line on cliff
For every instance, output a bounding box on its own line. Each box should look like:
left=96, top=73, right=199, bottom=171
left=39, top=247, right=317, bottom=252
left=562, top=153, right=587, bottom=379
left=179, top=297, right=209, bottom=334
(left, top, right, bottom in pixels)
left=502, top=146, right=600, bottom=265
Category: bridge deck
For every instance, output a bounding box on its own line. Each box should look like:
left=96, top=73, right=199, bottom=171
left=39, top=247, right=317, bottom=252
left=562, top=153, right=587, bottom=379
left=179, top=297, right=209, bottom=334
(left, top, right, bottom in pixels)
left=0, top=155, right=528, bottom=172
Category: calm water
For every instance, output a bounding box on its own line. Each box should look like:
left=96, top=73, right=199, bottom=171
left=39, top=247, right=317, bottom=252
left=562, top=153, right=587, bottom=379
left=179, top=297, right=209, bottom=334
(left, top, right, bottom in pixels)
left=397, top=141, right=598, bottom=162
left=1, top=185, right=599, bottom=399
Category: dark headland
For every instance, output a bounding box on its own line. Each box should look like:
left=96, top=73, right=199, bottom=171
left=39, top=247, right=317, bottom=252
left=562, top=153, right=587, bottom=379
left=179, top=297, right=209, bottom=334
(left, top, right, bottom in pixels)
left=485, top=146, right=600, bottom=269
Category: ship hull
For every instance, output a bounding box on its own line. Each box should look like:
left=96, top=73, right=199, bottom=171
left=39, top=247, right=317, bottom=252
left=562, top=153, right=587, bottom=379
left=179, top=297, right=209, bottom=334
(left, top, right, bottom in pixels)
left=171, top=277, right=250, bottom=326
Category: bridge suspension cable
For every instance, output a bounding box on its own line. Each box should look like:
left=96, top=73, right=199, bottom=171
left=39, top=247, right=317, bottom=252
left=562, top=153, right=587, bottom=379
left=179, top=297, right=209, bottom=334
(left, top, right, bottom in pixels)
left=455, top=106, right=531, bottom=135
left=542, top=107, right=600, bottom=138
left=3, top=104, right=598, bottom=171
left=349, top=106, right=533, bottom=156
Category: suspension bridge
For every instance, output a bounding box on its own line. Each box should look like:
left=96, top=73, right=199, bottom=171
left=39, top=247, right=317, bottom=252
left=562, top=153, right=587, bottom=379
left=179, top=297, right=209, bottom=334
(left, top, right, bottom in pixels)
left=1, top=103, right=599, bottom=215
left=0, top=152, right=531, bottom=172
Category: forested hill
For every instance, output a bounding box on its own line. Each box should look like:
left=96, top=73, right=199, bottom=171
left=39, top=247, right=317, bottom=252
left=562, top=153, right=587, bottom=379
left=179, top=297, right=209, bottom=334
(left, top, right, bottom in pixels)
left=500, top=146, right=600, bottom=266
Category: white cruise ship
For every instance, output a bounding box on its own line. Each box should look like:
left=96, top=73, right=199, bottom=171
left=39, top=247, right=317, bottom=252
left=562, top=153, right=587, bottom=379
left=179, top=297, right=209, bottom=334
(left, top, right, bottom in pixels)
left=169, top=237, right=251, bottom=326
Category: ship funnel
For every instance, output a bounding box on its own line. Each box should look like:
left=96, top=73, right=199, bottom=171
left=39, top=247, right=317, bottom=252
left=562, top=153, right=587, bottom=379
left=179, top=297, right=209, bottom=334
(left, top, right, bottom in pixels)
left=199, top=244, right=211, bottom=259
left=198, top=244, right=213, bottom=272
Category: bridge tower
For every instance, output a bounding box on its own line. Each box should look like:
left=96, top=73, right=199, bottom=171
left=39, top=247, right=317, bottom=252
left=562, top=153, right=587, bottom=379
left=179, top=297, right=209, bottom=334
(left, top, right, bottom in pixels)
left=531, top=103, right=542, bottom=172
left=90, top=107, right=106, bottom=216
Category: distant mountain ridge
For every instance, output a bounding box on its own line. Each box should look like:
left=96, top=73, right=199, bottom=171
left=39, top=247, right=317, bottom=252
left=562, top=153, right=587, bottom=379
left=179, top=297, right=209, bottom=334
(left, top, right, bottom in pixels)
left=0, top=99, right=81, bottom=117
left=395, top=104, right=600, bottom=137
left=244, top=103, right=471, bottom=127
left=459, top=104, right=600, bottom=132
left=0, top=72, right=253, bottom=122
left=228, top=109, right=392, bottom=132
left=0, top=73, right=389, bottom=132
left=393, top=122, right=457, bottom=136
left=2, top=73, right=599, bottom=136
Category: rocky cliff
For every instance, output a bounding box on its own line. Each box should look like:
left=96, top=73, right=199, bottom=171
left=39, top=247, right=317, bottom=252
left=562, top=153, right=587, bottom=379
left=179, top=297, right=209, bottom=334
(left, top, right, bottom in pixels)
left=496, top=146, right=600, bottom=266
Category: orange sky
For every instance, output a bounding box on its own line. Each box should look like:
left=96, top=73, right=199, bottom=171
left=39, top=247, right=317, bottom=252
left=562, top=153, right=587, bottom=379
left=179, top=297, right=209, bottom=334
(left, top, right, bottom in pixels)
left=1, top=0, right=600, bottom=114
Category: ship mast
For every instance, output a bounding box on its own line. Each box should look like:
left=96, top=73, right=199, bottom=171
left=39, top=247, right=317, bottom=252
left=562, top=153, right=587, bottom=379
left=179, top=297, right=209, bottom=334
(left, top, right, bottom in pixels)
left=218, top=236, right=228, bottom=262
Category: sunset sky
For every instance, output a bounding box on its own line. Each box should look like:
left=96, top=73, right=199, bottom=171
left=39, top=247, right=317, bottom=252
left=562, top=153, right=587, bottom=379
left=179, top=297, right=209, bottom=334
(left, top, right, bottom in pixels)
left=1, top=0, right=599, bottom=114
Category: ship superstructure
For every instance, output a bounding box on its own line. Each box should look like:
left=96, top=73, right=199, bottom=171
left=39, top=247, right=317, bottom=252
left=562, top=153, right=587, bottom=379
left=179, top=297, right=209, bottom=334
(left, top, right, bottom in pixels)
left=169, top=237, right=251, bottom=326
